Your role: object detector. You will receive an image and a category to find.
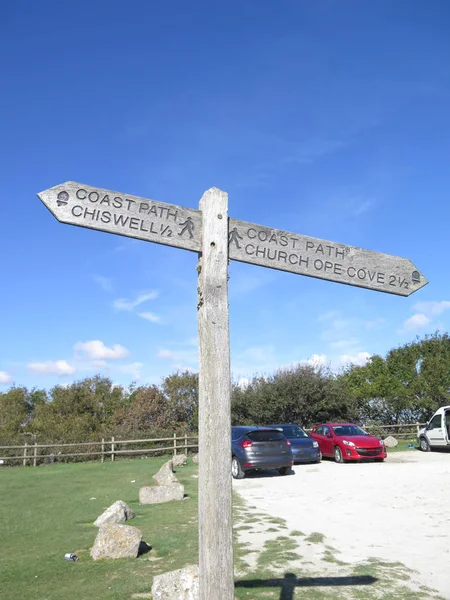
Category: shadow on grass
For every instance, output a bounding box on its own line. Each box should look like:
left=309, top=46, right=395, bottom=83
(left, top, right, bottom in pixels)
left=235, top=572, right=377, bottom=600
left=138, top=541, right=152, bottom=556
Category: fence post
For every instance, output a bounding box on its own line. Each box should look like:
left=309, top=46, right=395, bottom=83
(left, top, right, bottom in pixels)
left=111, top=436, right=115, bottom=462
left=23, top=442, right=28, bottom=467
left=101, top=438, right=105, bottom=463
left=33, top=443, right=38, bottom=467
left=416, top=422, right=420, bottom=436
left=185, top=432, right=188, bottom=455
left=173, top=432, right=177, bottom=456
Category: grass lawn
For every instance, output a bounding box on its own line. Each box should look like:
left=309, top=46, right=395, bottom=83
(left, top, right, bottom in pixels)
left=1, top=455, right=441, bottom=600
left=0, top=457, right=198, bottom=600
left=386, top=439, right=418, bottom=452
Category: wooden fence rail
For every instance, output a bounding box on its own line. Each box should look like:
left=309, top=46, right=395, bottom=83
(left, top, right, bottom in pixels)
left=0, top=434, right=199, bottom=466
left=0, top=423, right=426, bottom=467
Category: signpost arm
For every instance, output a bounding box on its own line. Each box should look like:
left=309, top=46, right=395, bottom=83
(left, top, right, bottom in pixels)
left=197, top=187, right=234, bottom=600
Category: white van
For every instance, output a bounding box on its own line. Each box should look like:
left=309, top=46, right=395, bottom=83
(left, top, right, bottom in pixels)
left=417, top=405, right=450, bottom=451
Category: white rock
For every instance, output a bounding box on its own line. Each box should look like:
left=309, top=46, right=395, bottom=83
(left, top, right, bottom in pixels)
left=139, top=483, right=185, bottom=505
left=90, top=524, right=142, bottom=560
left=152, top=564, right=199, bottom=600
left=172, top=453, right=188, bottom=467
left=153, top=461, right=179, bottom=486
left=383, top=435, right=399, bottom=448
left=94, top=500, right=135, bottom=527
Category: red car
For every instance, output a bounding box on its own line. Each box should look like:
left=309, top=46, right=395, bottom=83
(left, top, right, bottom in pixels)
left=311, top=423, right=387, bottom=463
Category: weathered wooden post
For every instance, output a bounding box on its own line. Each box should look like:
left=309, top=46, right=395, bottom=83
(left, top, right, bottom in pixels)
left=37, top=179, right=429, bottom=600
left=184, top=432, right=188, bottom=455
left=173, top=432, right=177, bottom=456
left=23, top=442, right=28, bottom=467
left=197, top=187, right=234, bottom=600
left=33, top=443, right=37, bottom=467
left=101, top=437, right=105, bottom=463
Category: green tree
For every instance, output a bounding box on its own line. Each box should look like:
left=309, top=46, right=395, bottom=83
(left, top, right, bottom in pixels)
left=31, top=375, right=127, bottom=442
left=344, top=332, right=450, bottom=424
left=231, top=364, right=356, bottom=427
left=0, top=387, right=30, bottom=441
left=161, top=370, right=199, bottom=431
left=112, top=384, right=168, bottom=435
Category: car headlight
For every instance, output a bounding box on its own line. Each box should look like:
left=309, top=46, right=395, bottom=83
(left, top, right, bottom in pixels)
left=342, top=440, right=355, bottom=447
left=379, top=439, right=385, bottom=445
left=312, top=441, right=319, bottom=448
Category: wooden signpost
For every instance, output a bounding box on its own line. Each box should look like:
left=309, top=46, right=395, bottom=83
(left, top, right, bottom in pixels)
left=38, top=181, right=428, bottom=600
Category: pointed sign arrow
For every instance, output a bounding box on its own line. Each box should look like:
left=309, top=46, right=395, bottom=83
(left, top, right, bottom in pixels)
left=38, top=181, right=428, bottom=296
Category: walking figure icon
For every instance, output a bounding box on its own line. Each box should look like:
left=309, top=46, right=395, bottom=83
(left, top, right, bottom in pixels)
left=178, top=217, right=195, bottom=238
left=228, top=227, right=243, bottom=249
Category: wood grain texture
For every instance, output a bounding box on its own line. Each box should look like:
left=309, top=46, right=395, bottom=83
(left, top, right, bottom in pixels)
left=38, top=181, right=202, bottom=253
left=197, top=187, right=234, bottom=600
left=38, top=181, right=427, bottom=296
left=228, top=217, right=428, bottom=296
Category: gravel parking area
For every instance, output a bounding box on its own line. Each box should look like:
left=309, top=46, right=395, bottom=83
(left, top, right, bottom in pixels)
left=233, top=450, right=450, bottom=599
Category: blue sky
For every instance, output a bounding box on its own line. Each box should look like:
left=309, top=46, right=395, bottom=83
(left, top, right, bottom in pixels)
left=1, top=1, right=450, bottom=390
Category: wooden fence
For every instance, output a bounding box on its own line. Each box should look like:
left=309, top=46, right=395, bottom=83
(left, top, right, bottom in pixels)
left=0, top=433, right=199, bottom=467
left=365, top=422, right=425, bottom=440
left=0, top=423, right=426, bottom=467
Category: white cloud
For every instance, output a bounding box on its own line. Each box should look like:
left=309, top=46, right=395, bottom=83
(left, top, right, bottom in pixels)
left=93, top=275, right=113, bottom=292
left=74, top=340, right=130, bottom=360
left=0, top=371, right=12, bottom=384
left=91, top=360, right=108, bottom=368
left=300, top=354, right=327, bottom=368
left=28, top=360, right=76, bottom=376
left=238, top=345, right=275, bottom=364
left=352, top=198, right=374, bottom=216
left=317, top=310, right=340, bottom=322
left=172, top=364, right=197, bottom=373
left=158, top=349, right=176, bottom=360
left=339, top=352, right=371, bottom=367
left=413, top=301, right=450, bottom=317
left=157, top=346, right=198, bottom=368
left=364, top=317, right=387, bottom=329
left=138, top=312, right=162, bottom=323
left=117, top=362, right=144, bottom=380
left=237, top=377, right=249, bottom=389
left=400, top=313, right=431, bottom=332
left=113, top=291, right=158, bottom=312
left=329, top=338, right=359, bottom=350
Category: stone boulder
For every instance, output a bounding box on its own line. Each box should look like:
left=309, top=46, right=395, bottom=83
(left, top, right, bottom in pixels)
left=172, top=453, right=188, bottom=467
left=383, top=435, right=398, bottom=448
left=192, top=454, right=199, bottom=464
left=94, top=500, right=135, bottom=528
left=153, top=460, right=178, bottom=486
left=152, top=564, right=199, bottom=600
left=139, top=483, right=185, bottom=505
left=90, top=524, right=142, bottom=560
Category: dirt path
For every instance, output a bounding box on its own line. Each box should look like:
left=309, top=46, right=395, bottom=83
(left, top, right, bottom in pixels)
left=233, top=451, right=450, bottom=599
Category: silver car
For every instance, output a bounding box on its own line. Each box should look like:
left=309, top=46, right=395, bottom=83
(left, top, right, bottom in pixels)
left=231, top=426, right=293, bottom=479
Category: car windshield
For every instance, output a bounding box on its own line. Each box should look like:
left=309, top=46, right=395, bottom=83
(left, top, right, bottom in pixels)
left=332, top=425, right=368, bottom=437
left=275, top=425, right=309, bottom=439
left=247, top=430, right=286, bottom=442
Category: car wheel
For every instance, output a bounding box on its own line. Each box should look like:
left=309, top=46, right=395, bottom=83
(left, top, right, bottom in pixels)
left=419, top=436, right=430, bottom=452
left=316, top=452, right=322, bottom=463
left=278, top=467, right=290, bottom=475
left=334, top=446, right=344, bottom=463
left=374, top=458, right=384, bottom=462
left=231, top=456, right=245, bottom=479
